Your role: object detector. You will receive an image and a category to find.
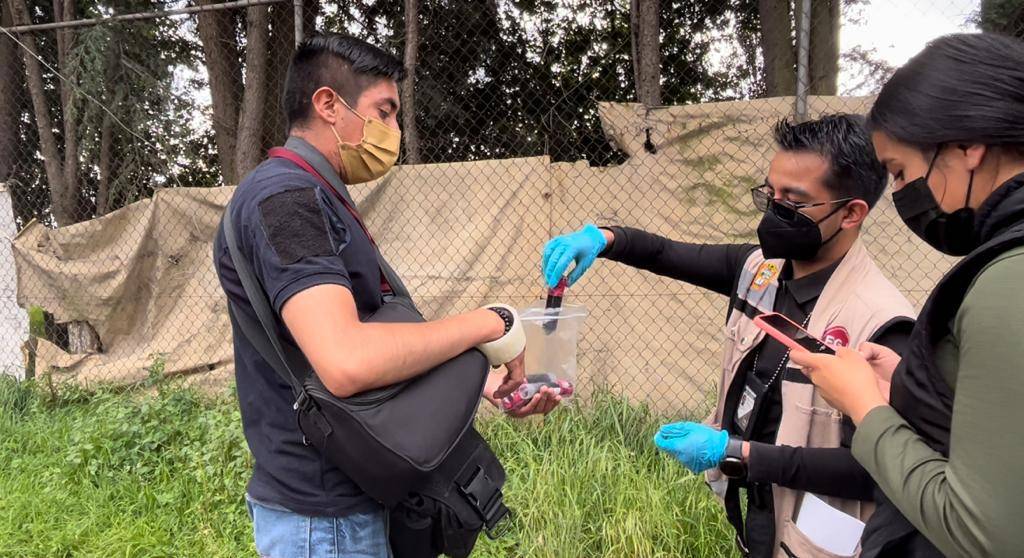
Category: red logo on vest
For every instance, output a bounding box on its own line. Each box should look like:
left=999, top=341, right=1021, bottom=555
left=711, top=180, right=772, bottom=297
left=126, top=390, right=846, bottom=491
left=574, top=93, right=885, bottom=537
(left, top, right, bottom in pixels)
left=822, top=326, right=850, bottom=348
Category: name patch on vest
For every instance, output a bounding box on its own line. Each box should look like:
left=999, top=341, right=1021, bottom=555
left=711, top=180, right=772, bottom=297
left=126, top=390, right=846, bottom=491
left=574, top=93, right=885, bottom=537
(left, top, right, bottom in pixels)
left=750, top=262, right=780, bottom=292
left=822, top=325, right=850, bottom=348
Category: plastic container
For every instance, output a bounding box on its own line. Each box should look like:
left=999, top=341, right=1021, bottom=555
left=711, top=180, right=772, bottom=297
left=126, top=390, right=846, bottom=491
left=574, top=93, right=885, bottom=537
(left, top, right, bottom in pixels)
left=517, top=301, right=588, bottom=402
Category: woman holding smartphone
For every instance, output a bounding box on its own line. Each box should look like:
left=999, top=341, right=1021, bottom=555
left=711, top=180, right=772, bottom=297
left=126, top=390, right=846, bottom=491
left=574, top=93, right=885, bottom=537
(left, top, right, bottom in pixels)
left=791, top=33, right=1024, bottom=557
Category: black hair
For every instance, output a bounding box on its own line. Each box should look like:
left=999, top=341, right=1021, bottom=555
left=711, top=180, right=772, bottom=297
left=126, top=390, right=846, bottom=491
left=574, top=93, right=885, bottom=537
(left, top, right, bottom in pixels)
left=282, top=33, right=405, bottom=131
left=867, top=33, right=1024, bottom=155
left=772, top=114, right=888, bottom=208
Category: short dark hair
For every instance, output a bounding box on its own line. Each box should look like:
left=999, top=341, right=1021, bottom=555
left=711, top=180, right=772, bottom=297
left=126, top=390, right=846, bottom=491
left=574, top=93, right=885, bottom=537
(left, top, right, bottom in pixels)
left=282, top=34, right=405, bottom=131
left=772, top=114, right=888, bottom=208
left=867, top=33, right=1024, bottom=155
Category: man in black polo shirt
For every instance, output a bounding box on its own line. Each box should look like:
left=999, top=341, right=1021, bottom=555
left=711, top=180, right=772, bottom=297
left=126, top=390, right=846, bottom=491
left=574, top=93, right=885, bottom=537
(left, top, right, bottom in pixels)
left=214, top=34, right=558, bottom=557
left=540, top=115, right=914, bottom=556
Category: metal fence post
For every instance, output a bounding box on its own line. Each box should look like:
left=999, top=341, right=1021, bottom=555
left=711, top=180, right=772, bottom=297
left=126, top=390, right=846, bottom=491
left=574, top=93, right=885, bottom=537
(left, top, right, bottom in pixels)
left=795, top=0, right=811, bottom=122
left=293, top=0, right=303, bottom=48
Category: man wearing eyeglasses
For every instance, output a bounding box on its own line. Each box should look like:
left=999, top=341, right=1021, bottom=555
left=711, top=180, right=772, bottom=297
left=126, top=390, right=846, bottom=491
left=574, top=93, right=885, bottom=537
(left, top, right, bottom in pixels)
left=540, top=114, right=916, bottom=557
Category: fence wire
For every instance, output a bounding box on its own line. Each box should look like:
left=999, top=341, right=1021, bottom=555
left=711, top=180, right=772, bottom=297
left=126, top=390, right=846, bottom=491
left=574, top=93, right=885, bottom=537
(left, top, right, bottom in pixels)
left=0, top=0, right=1015, bottom=414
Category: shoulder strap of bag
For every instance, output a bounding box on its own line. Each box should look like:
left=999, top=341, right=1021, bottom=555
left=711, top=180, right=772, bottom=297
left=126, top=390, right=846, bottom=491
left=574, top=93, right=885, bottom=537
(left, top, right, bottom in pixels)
left=723, top=480, right=750, bottom=556
left=267, top=147, right=411, bottom=301
left=222, top=203, right=306, bottom=398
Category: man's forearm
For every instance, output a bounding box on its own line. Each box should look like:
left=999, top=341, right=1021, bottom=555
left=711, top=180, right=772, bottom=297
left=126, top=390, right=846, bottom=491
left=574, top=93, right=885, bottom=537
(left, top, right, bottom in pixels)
left=331, top=309, right=505, bottom=396
left=282, top=283, right=508, bottom=397
left=600, top=227, right=753, bottom=296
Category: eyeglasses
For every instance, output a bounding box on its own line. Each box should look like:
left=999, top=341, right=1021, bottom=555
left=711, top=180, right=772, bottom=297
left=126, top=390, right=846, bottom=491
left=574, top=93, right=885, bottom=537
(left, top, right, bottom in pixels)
left=750, top=185, right=853, bottom=222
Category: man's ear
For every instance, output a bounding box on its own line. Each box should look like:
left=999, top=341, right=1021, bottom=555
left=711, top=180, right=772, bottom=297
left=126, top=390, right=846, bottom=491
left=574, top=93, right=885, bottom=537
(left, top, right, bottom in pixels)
left=961, top=143, right=987, bottom=172
left=310, top=87, right=340, bottom=126
left=841, top=199, right=870, bottom=229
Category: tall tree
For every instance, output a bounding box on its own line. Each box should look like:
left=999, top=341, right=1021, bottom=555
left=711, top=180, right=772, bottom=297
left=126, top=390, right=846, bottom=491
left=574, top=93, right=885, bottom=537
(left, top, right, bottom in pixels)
left=630, top=0, right=661, bottom=106
left=401, top=0, right=422, bottom=163
left=809, top=0, right=840, bottom=95
left=95, top=36, right=121, bottom=215
left=234, top=5, right=270, bottom=177
left=263, top=1, right=295, bottom=149
left=197, top=1, right=309, bottom=182
left=756, top=0, right=840, bottom=97
left=757, top=0, right=795, bottom=96
left=10, top=0, right=78, bottom=226
left=195, top=0, right=243, bottom=185
left=55, top=0, right=82, bottom=223
left=0, top=2, right=24, bottom=186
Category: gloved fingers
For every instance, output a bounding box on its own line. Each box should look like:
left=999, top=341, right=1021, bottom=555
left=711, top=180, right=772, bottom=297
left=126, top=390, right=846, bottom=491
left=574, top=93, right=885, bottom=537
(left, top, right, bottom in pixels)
left=653, top=430, right=674, bottom=452
left=657, top=421, right=697, bottom=439
left=543, top=244, right=570, bottom=288
left=541, top=238, right=563, bottom=282
left=541, top=238, right=560, bottom=273
left=566, top=258, right=590, bottom=286
left=549, top=248, right=578, bottom=288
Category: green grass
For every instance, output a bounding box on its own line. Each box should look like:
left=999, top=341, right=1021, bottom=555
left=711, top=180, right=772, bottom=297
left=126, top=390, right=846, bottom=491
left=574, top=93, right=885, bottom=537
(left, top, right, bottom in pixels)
left=0, top=378, right=735, bottom=557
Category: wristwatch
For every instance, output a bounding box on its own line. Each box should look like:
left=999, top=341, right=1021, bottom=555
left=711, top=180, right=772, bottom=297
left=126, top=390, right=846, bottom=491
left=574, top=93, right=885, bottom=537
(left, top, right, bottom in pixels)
left=718, top=436, right=747, bottom=478
left=486, top=306, right=514, bottom=335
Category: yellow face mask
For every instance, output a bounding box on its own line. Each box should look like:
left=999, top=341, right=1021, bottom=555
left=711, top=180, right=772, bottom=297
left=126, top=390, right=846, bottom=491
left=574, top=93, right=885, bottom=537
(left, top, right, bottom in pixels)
left=329, top=93, right=401, bottom=184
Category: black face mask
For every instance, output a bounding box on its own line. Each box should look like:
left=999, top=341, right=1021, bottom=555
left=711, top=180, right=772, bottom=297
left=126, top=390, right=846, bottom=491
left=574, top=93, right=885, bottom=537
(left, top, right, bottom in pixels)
left=892, top=146, right=977, bottom=256
left=756, top=200, right=847, bottom=261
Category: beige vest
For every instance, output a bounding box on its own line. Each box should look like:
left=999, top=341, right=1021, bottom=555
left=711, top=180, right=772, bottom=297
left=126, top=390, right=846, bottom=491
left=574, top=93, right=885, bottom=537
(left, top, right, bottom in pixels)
left=705, top=239, right=915, bottom=558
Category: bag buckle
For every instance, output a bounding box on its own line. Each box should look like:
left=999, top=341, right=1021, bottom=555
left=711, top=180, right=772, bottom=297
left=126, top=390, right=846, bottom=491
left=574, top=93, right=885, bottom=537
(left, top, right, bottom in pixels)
left=457, top=465, right=511, bottom=538
left=484, top=506, right=512, bottom=540
left=293, top=390, right=312, bottom=412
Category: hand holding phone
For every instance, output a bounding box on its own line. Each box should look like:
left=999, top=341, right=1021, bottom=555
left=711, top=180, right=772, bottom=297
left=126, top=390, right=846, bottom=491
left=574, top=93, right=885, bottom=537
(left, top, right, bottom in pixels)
left=753, top=312, right=835, bottom=355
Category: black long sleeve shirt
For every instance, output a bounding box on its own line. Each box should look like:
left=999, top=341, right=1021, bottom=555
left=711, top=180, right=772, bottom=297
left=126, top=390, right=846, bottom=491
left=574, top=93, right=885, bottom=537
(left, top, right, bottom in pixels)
left=602, top=226, right=913, bottom=501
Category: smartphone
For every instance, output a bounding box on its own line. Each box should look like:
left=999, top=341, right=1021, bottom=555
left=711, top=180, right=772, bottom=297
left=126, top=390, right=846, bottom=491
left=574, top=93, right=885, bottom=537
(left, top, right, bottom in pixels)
left=753, top=312, right=835, bottom=355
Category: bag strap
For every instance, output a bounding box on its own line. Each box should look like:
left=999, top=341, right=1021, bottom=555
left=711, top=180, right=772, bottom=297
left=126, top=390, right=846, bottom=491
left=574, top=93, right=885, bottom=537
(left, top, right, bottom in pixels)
left=222, top=202, right=307, bottom=399
left=267, top=147, right=411, bottom=301
left=724, top=480, right=750, bottom=556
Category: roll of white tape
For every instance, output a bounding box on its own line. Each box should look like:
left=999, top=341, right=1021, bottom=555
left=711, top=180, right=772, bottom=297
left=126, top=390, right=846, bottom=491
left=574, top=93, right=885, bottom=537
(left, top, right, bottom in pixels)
left=476, top=304, right=526, bottom=366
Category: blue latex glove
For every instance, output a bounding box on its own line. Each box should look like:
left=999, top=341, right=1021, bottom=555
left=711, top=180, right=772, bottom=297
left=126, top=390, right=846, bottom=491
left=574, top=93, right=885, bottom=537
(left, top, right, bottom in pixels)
left=653, top=421, right=729, bottom=474
left=541, top=224, right=608, bottom=288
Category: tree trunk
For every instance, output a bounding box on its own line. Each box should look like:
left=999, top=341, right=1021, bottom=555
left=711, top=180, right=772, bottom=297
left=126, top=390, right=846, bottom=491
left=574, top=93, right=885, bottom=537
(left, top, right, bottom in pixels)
left=97, top=113, right=114, bottom=215
left=235, top=5, right=271, bottom=179
left=0, top=1, right=23, bottom=184
left=401, top=0, right=421, bottom=164
left=43, top=0, right=99, bottom=350
left=630, top=0, right=661, bottom=106
left=809, top=0, right=840, bottom=95
left=67, top=320, right=101, bottom=354
left=196, top=0, right=243, bottom=185
left=263, top=2, right=293, bottom=149
left=758, top=0, right=796, bottom=97
left=10, top=0, right=68, bottom=225
left=97, top=40, right=122, bottom=216
left=54, top=0, right=82, bottom=225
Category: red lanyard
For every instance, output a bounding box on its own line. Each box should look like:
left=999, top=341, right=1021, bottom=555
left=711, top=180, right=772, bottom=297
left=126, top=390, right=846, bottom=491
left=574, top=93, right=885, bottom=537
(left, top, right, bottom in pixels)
left=267, top=147, right=393, bottom=294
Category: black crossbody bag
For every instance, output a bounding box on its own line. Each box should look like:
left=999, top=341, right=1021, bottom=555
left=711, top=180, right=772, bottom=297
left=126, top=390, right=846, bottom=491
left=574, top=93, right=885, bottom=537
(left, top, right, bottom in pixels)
left=221, top=193, right=511, bottom=557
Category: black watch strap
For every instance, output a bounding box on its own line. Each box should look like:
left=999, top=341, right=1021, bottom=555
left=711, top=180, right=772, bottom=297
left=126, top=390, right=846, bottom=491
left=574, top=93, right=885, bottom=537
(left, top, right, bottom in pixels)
left=487, top=306, right=514, bottom=335
left=725, top=436, right=744, bottom=461
left=718, top=436, right=747, bottom=478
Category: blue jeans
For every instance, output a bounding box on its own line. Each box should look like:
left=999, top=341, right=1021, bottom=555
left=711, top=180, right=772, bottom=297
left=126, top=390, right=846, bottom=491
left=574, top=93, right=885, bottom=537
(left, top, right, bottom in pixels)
left=246, top=495, right=391, bottom=558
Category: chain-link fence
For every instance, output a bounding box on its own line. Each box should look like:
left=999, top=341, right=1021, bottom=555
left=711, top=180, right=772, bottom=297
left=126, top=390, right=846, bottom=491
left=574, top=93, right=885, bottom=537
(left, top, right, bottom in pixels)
left=0, top=0, right=1016, bottom=414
